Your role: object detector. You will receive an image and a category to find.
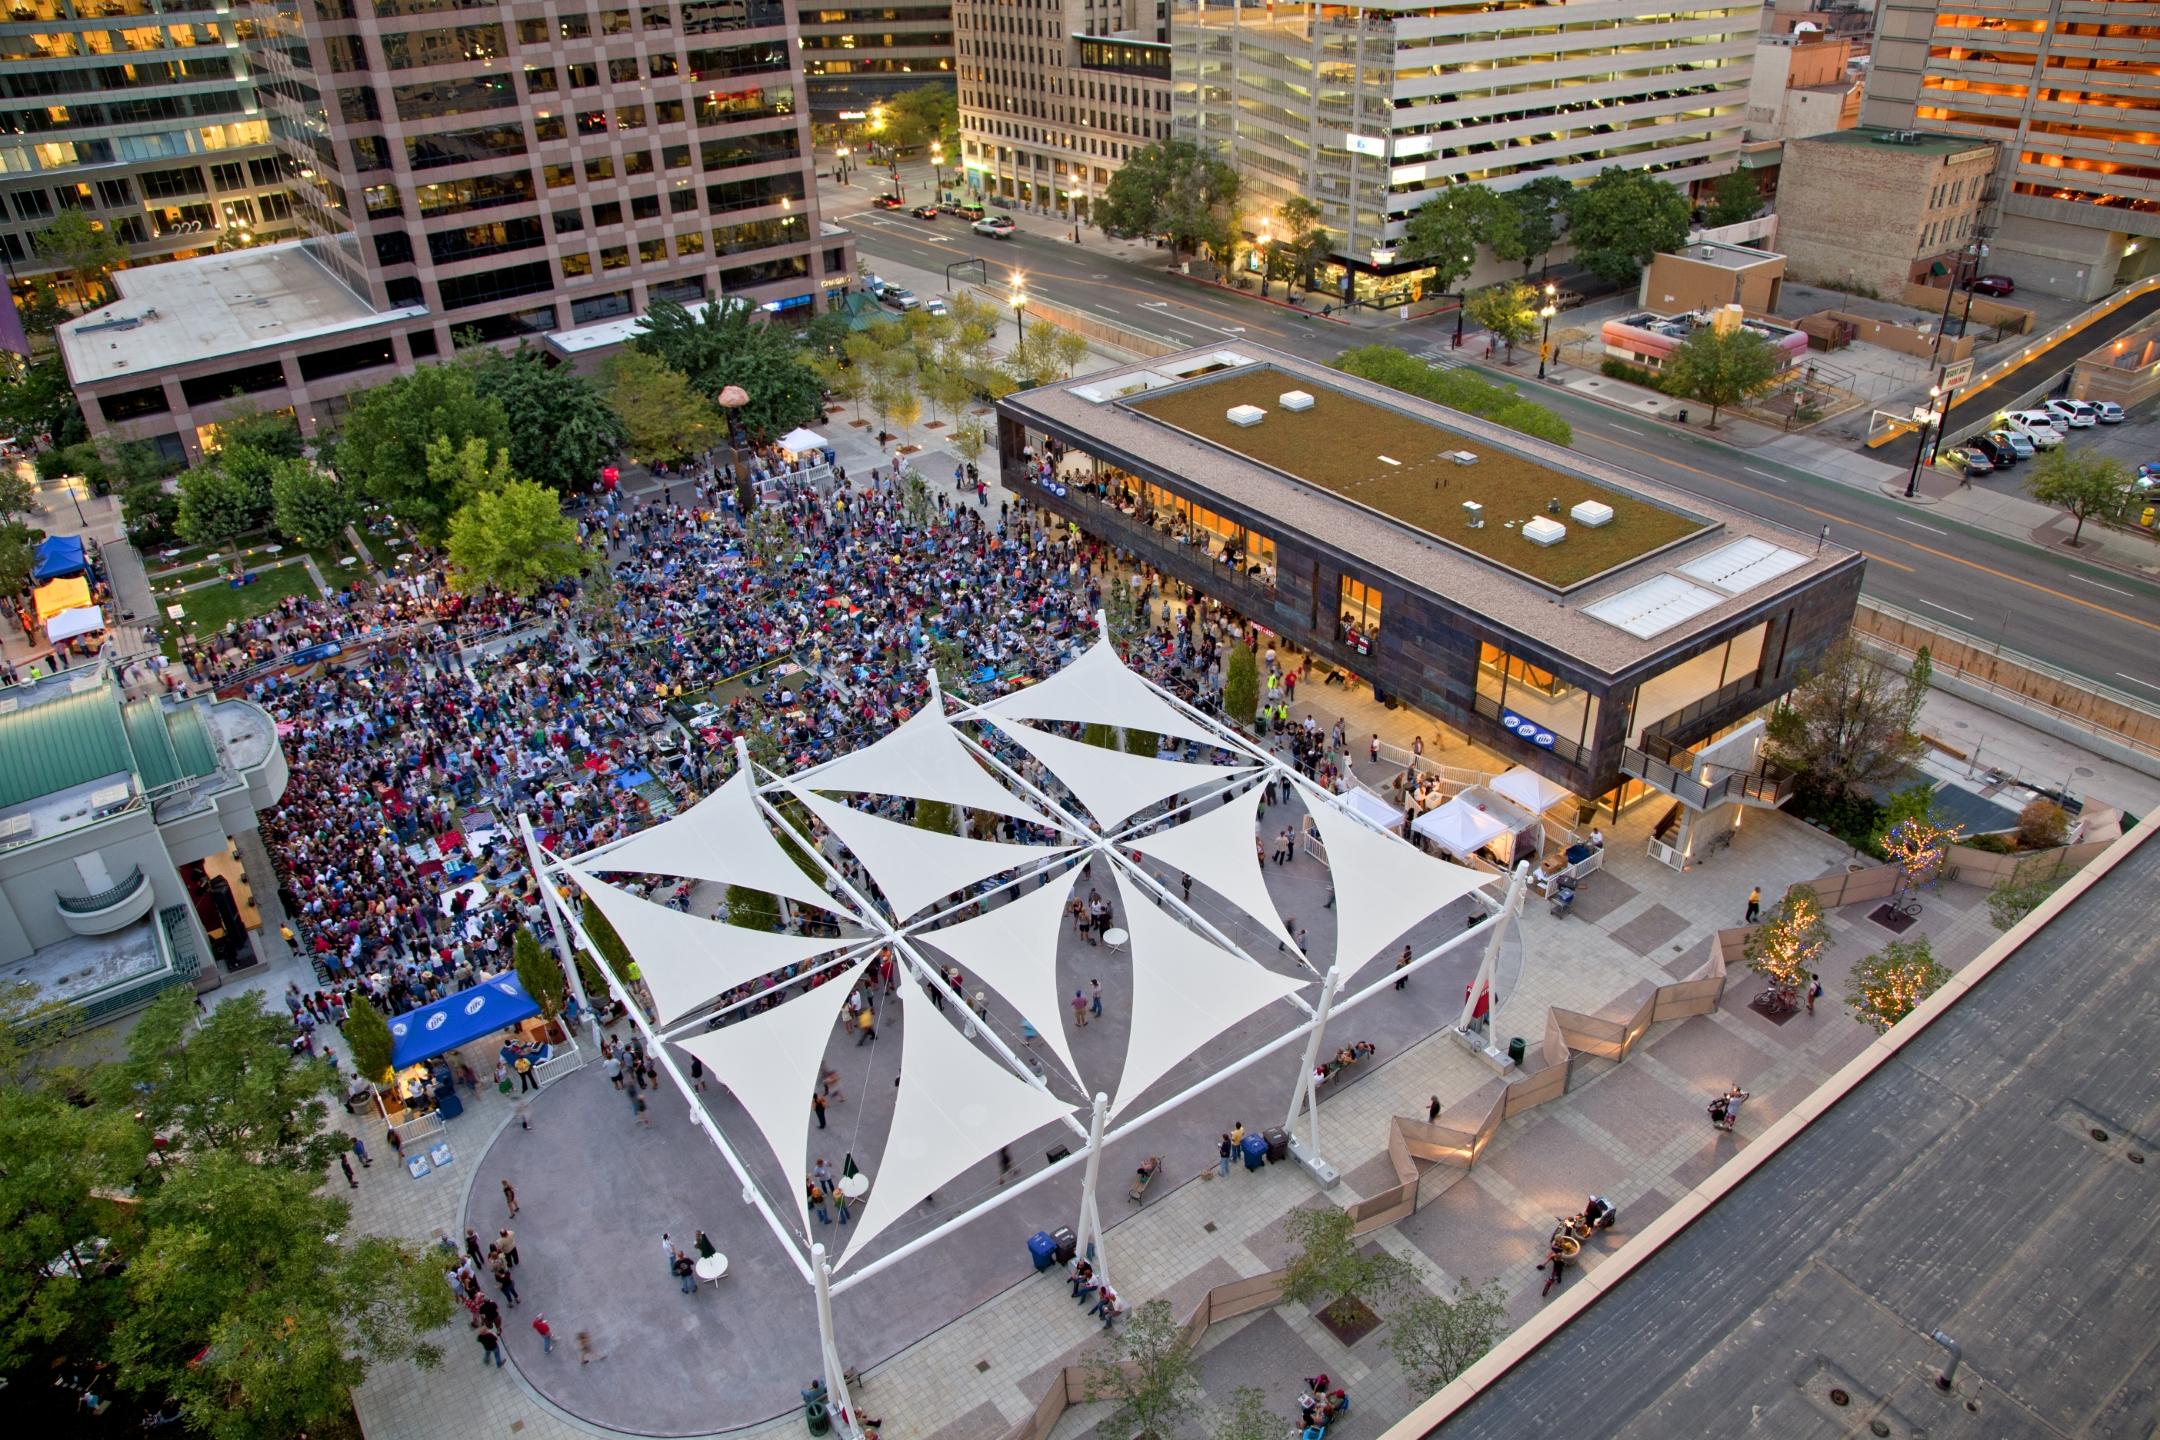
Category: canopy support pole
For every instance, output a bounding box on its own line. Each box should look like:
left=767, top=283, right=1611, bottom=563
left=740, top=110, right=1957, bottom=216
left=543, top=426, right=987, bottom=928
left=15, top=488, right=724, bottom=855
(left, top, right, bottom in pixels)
left=1457, top=861, right=1532, bottom=1048
left=519, top=813, right=602, bottom=1050
left=1284, top=966, right=1344, bottom=1158
left=812, top=1242, right=865, bottom=1440
left=1073, top=1091, right=1110, bottom=1284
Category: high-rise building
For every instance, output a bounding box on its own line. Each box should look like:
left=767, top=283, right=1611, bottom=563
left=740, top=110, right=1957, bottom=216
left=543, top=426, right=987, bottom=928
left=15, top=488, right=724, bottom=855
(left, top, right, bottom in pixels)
left=59, top=0, right=849, bottom=458
left=955, top=0, right=1172, bottom=222
left=1172, top=0, right=1759, bottom=308
left=1862, top=0, right=2160, bottom=300
left=798, top=3, right=955, bottom=121
left=0, top=0, right=295, bottom=301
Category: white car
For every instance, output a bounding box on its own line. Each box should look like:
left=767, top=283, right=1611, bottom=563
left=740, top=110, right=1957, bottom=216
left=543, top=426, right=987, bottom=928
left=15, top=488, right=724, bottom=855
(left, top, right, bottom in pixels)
left=2002, top=410, right=2063, bottom=447
left=2044, top=398, right=2097, bottom=428
left=923, top=297, right=949, bottom=317
left=2093, top=400, right=2125, bottom=424
left=972, top=216, right=1016, bottom=238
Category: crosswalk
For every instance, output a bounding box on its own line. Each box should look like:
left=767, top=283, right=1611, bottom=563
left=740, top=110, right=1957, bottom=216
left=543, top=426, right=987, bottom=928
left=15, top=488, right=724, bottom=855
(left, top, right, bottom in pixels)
left=1417, top=345, right=1469, bottom=371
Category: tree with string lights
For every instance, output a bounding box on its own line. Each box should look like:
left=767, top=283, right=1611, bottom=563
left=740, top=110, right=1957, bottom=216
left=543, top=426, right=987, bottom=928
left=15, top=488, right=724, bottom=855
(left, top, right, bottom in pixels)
left=1846, top=937, right=1951, bottom=1034
left=1882, top=811, right=1962, bottom=894
left=1744, top=883, right=1828, bottom=1006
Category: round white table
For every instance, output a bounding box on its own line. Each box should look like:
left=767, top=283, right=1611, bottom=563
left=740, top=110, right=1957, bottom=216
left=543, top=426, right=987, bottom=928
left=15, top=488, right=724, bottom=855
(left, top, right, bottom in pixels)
left=695, top=1253, right=729, bottom=1286
left=838, top=1172, right=869, bottom=1200
left=1102, top=928, right=1129, bottom=951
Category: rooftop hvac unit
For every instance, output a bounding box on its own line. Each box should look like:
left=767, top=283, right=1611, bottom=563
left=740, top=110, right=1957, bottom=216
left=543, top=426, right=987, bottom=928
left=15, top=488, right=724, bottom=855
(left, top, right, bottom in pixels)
left=1226, top=404, right=1266, bottom=427
left=0, top=813, right=35, bottom=853
left=1522, top=517, right=1568, bottom=547
left=1450, top=450, right=1479, bottom=465
left=1278, top=390, right=1314, bottom=411
left=1462, top=501, right=1485, bottom=529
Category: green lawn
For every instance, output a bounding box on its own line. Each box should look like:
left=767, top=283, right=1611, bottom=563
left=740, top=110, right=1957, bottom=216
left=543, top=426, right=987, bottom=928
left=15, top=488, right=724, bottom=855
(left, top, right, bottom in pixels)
left=161, top=563, right=322, bottom=652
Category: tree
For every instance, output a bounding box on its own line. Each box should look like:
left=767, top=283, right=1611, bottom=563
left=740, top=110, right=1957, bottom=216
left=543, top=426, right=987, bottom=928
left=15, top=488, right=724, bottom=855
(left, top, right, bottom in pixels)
left=951, top=418, right=989, bottom=468
left=1279, top=1206, right=1417, bottom=1325
left=603, top=349, right=719, bottom=465
left=270, top=462, right=361, bottom=549
left=1387, top=1276, right=1508, bottom=1394
left=880, top=81, right=958, bottom=153
left=583, top=896, right=635, bottom=983
left=0, top=519, right=39, bottom=595
left=1275, top=195, right=1333, bottom=294
left=207, top=401, right=304, bottom=461
left=631, top=299, right=823, bottom=439
left=1465, top=280, right=1540, bottom=364
left=901, top=469, right=935, bottom=531
left=1845, top=936, right=1950, bottom=1034
left=121, top=475, right=182, bottom=547
left=1331, top=344, right=1573, bottom=446
left=344, top=995, right=395, bottom=1085
left=1744, top=883, right=1829, bottom=998
left=31, top=210, right=124, bottom=309
left=1223, top=643, right=1259, bottom=728
left=745, top=506, right=794, bottom=569
left=1566, top=167, right=1691, bottom=286
left=1987, top=854, right=2070, bottom=932
left=2025, top=447, right=2127, bottom=546
left=1659, top=324, right=1785, bottom=428
left=0, top=353, right=85, bottom=447
left=176, top=449, right=275, bottom=546
left=1765, top=638, right=1930, bottom=803
left=337, top=364, right=510, bottom=538
left=1484, top=176, right=1574, bottom=277
left=1097, top=139, right=1241, bottom=268
left=512, top=927, right=568, bottom=1021
left=0, top=1079, right=133, bottom=1373
left=1704, top=167, right=1764, bottom=229
left=2016, top=798, right=2070, bottom=850
left=424, top=433, right=517, bottom=514
left=1402, top=186, right=1494, bottom=296
left=913, top=798, right=956, bottom=837
left=1082, top=721, right=1119, bottom=751
left=1881, top=808, right=1962, bottom=890
left=472, top=346, right=626, bottom=495
left=1209, top=1386, right=1281, bottom=1440
left=1082, top=1297, right=1204, bottom=1440
left=445, top=478, right=584, bottom=595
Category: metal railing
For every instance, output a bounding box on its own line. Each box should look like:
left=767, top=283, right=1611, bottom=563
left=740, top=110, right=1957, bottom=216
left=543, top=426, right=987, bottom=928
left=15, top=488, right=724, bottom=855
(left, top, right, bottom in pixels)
left=55, top=867, right=146, bottom=915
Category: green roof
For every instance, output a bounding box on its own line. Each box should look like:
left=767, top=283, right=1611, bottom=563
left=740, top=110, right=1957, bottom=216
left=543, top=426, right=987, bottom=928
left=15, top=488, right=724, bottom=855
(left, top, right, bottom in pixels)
left=0, top=678, right=222, bottom=809
left=1802, top=127, right=1989, bottom=158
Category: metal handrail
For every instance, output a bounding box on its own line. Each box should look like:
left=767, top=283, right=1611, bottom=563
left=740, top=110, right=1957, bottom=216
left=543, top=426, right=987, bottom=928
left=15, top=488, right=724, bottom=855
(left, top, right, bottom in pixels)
left=56, top=867, right=146, bottom=915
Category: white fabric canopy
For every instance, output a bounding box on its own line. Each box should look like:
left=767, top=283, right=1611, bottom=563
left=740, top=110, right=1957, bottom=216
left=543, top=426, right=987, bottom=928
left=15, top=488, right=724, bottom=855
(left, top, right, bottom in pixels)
left=1305, top=796, right=1497, bottom=982
left=804, top=699, right=1052, bottom=826
left=1338, top=785, right=1405, bottom=833
left=979, top=639, right=1222, bottom=747
left=563, top=862, right=855, bottom=1025
left=1108, top=867, right=1309, bottom=1115
left=592, top=770, right=851, bottom=917
left=837, top=966, right=1077, bottom=1269
left=1128, top=782, right=1300, bottom=956
left=45, top=605, right=104, bottom=642
left=789, top=786, right=1070, bottom=921
left=1413, top=798, right=1510, bottom=856
left=778, top=427, right=828, bottom=452
left=987, top=717, right=1254, bottom=828
left=912, top=867, right=1085, bottom=1086
left=1488, top=766, right=1573, bottom=815
left=676, top=957, right=869, bottom=1240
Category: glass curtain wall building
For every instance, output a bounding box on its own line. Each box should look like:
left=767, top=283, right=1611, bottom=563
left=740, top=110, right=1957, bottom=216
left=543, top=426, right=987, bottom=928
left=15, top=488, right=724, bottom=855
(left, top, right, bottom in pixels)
left=798, top=3, right=953, bottom=121
left=1171, top=0, right=1757, bottom=307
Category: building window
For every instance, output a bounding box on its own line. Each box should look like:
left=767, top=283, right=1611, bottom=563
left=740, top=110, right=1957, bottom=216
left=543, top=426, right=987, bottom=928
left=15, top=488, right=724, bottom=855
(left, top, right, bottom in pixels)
left=1475, top=641, right=1596, bottom=761
left=600, top=244, right=629, bottom=270
left=1338, top=576, right=1381, bottom=653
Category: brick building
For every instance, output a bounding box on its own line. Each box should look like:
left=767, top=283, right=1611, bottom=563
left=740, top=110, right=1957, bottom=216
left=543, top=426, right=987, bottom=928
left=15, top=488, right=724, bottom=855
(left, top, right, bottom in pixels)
left=1775, top=127, right=1998, bottom=298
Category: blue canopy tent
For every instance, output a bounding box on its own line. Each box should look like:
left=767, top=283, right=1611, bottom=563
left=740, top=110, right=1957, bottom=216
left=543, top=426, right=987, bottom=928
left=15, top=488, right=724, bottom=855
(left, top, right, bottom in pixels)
left=31, top=535, right=87, bottom=582
left=388, top=973, right=542, bottom=1069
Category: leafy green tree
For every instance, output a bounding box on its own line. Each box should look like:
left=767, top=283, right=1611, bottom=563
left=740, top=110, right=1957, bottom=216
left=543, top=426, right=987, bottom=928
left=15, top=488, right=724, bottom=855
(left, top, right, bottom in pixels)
left=424, top=433, right=517, bottom=514
left=121, top=475, right=182, bottom=547
left=337, top=364, right=510, bottom=537
left=1224, top=643, right=1259, bottom=727
left=1704, top=167, right=1764, bottom=229
left=1274, top=195, right=1333, bottom=294
left=1210, top=1386, right=1281, bottom=1440
left=745, top=506, right=794, bottom=568
left=1083, top=1297, right=1204, bottom=1440
left=1279, top=1205, right=1418, bottom=1325
left=344, top=995, right=395, bottom=1085
left=880, top=81, right=958, bottom=153
left=1123, top=726, right=1160, bottom=758
left=1744, top=883, right=1829, bottom=996
left=1097, top=139, right=1241, bottom=268
left=951, top=418, right=989, bottom=468
left=512, top=926, right=568, bottom=1021
left=31, top=209, right=123, bottom=309
left=445, top=478, right=585, bottom=595
left=0, top=353, right=84, bottom=447
left=0, top=467, right=30, bottom=516
left=1401, top=186, right=1495, bottom=295
left=270, top=462, right=361, bottom=549
left=0, top=1081, right=132, bottom=1371
left=2025, top=446, right=2128, bottom=545
left=176, top=447, right=277, bottom=546
left=631, top=299, right=823, bottom=439
left=0, top=518, right=41, bottom=594
left=901, top=470, right=935, bottom=531
left=1331, top=344, right=1572, bottom=446
left=1764, top=638, right=1930, bottom=803
left=603, top=349, right=719, bottom=465
left=2016, top=797, right=2070, bottom=850
left=1082, top=721, right=1119, bottom=750
left=1483, top=175, right=1574, bottom=277
left=17, top=278, right=69, bottom=338
left=1845, top=936, right=1950, bottom=1034
left=1659, top=323, right=1785, bottom=428
left=1466, top=280, right=1541, bottom=364
left=1387, top=1276, right=1508, bottom=1394
left=208, top=401, right=304, bottom=461
left=583, top=896, right=635, bottom=982
left=1566, top=167, right=1692, bottom=286
left=471, top=346, right=626, bottom=495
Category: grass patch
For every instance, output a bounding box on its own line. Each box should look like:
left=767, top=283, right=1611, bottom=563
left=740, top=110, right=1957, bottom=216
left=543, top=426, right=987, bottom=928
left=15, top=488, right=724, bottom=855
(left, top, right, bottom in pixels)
left=162, top=563, right=322, bottom=647
left=1127, top=366, right=1706, bottom=589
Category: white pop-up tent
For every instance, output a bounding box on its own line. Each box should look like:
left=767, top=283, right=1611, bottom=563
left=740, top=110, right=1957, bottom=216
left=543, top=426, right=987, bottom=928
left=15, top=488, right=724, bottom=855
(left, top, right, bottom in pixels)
left=1488, top=765, right=1573, bottom=817
left=777, top=427, right=829, bottom=454
left=1414, top=797, right=1510, bottom=857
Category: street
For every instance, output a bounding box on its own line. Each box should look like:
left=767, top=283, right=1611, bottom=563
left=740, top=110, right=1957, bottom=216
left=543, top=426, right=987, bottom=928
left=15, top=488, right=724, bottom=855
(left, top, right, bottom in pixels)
left=824, top=163, right=2160, bottom=694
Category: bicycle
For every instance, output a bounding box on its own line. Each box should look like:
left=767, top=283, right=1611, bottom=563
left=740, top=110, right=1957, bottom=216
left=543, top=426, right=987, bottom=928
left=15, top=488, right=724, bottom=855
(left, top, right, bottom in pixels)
left=1885, top=891, right=1922, bottom=920
left=1752, top=984, right=1798, bottom=1017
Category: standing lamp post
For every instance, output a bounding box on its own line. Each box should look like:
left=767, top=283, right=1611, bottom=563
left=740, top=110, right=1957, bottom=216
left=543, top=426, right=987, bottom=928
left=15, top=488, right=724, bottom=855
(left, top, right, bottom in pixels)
left=834, top=145, right=849, bottom=185
left=929, top=141, right=943, bottom=195
left=1451, top=252, right=1474, bottom=347
left=1009, top=271, right=1027, bottom=343
left=1255, top=225, right=1272, bottom=298
left=1904, top=385, right=1944, bottom=498
left=1536, top=281, right=1558, bottom=380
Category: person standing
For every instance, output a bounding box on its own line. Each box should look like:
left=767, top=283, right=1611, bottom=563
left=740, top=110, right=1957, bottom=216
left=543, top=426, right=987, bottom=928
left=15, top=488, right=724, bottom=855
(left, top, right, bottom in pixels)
left=352, top=1134, right=372, bottom=1167
left=1369, top=733, right=1380, bottom=766
left=856, top=1005, right=876, bottom=1045
left=576, top=1330, right=599, bottom=1365
left=498, top=1228, right=518, bottom=1266
left=492, top=1258, right=520, bottom=1308
left=338, top=1153, right=358, bottom=1188
left=1217, top=1133, right=1233, bottom=1177
left=689, top=1056, right=706, bottom=1093
left=812, top=1091, right=827, bottom=1129
left=1427, top=1095, right=1442, bottom=1124
left=503, top=1179, right=520, bottom=1217
left=1088, top=979, right=1103, bottom=1019
left=1806, top=973, right=1824, bottom=1016
left=465, top=1228, right=486, bottom=1267
left=477, top=1325, right=505, bottom=1368
left=514, top=1053, right=536, bottom=1092
left=1393, top=944, right=1412, bottom=991
left=807, top=1177, right=830, bottom=1225
left=532, top=1314, right=555, bottom=1355
left=633, top=1091, right=651, bottom=1127
left=1071, top=989, right=1089, bottom=1028
left=1746, top=885, right=1762, bottom=923
left=386, top=1127, right=404, bottom=1161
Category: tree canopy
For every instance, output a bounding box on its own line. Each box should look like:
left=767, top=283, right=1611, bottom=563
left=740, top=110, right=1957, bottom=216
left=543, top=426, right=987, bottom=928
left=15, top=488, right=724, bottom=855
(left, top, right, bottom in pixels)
left=2024, top=446, right=2127, bottom=545
left=1465, top=280, right=1541, bottom=364
left=878, top=82, right=958, bottom=153
left=269, top=462, right=361, bottom=550
left=1659, top=323, right=1785, bottom=427
left=470, top=346, right=625, bottom=495
left=604, top=349, right=721, bottom=465
left=1096, top=140, right=1241, bottom=266
left=176, top=445, right=284, bottom=546
left=631, top=299, right=822, bottom=439
left=1401, top=186, right=1495, bottom=295
left=445, top=477, right=585, bottom=595
left=1483, top=175, right=1574, bottom=276
left=1845, top=936, right=1950, bottom=1034
left=335, top=363, right=511, bottom=538
left=31, top=210, right=124, bottom=310
left=1704, top=167, right=1764, bottom=229
left=1331, top=344, right=1572, bottom=446
left=1566, top=168, right=1692, bottom=285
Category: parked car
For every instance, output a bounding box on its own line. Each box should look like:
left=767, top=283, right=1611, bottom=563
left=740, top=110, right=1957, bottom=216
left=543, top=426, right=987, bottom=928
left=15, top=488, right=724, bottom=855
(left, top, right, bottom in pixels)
left=1968, top=433, right=2017, bottom=468
left=2045, top=398, right=2097, bottom=429
left=879, top=285, right=920, bottom=312
left=956, top=202, right=988, bottom=222
left=1965, top=274, right=2015, bottom=297
left=2003, top=410, right=2064, bottom=446
left=911, top=204, right=939, bottom=220
left=1946, top=444, right=1993, bottom=475
left=973, top=216, right=1017, bottom=238
left=2093, top=400, right=2125, bottom=424
left=1990, top=428, right=2035, bottom=460
left=924, top=297, right=949, bottom=317
left=873, top=193, right=905, bottom=209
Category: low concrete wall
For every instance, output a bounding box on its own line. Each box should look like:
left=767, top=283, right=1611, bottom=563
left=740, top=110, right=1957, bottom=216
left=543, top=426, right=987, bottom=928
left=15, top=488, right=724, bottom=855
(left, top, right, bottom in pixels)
left=1898, top=281, right=2035, bottom=335
left=1943, top=838, right=2113, bottom=885
left=1801, top=307, right=1976, bottom=362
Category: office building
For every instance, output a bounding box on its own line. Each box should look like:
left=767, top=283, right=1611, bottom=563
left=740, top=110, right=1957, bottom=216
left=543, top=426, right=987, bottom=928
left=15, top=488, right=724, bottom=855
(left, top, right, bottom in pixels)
left=59, top=0, right=850, bottom=459
left=1863, top=0, right=2160, bottom=300
left=1171, top=0, right=1760, bottom=308
left=1776, top=127, right=1998, bottom=298
left=955, top=0, right=1172, bottom=222
left=799, top=4, right=955, bottom=121
left=999, top=344, right=1862, bottom=854
left=0, top=0, right=295, bottom=305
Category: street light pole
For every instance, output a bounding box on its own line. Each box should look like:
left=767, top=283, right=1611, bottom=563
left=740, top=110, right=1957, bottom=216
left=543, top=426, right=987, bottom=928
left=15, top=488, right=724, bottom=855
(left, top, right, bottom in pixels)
left=1904, top=385, right=1943, bottom=499
left=1452, top=252, right=1473, bottom=347
left=1536, top=281, right=1558, bottom=380
left=1009, top=271, right=1027, bottom=344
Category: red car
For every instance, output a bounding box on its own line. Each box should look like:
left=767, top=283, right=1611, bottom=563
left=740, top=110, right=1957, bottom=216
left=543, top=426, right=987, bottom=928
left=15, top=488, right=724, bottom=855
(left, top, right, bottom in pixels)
left=1965, top=274, right=2014, bottom=297
left=873, top=193, right=904, bottom=210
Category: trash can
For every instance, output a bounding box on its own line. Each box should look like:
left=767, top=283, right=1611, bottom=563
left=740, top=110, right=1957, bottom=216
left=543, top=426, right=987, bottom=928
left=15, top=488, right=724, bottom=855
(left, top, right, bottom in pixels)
left=434, top=1085, right=464, bottom=1121
left=803, top=1399, right=830, bottom=1436
left=1242, top=1133, right=1269, bottom=1171
left=1028, top=1230, right=1058, bottom=1271
left=1263, top=1126, right=1290, bottom=1162
left=1507, top=1037, right=1526, bottom=1067
left=1050, top=1226, right=1077, bottom=1264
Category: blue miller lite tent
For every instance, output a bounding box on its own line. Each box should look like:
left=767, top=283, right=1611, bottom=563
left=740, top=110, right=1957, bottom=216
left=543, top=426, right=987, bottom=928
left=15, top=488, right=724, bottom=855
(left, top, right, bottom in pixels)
left=388, top=973, right=542, bottom=1068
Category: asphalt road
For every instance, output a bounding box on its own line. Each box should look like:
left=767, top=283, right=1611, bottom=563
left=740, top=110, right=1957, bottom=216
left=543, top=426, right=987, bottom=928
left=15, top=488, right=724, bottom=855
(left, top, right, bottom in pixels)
left=835, top=196, right=2160, bottom=695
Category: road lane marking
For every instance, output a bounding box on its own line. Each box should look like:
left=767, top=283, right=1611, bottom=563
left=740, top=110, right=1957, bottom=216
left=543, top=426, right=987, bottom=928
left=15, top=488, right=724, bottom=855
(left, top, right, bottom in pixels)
left=2117, top=673, right=2160, bottom=694
left=1611, top=424, right=1647, bottom=435
left=1896, top=517, right=1948, bottom=535
left=1918, top=599, right=1976, bottom=621
left=1743, top=467, right=1789, bottom=484
left=2070, top=574, right=2134, bottom=597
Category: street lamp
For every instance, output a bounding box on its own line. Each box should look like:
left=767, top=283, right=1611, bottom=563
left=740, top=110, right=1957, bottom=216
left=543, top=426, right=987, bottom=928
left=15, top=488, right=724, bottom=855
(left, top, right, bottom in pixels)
left=1536, top=282, right=1558, bottom=380
left=1904, top=385, right=1944, bottom=499
left=930, top=142, right=943, bottom=193
left=1452, top=252, right=1474, bottom=347
left=1009, top=271, right=1027, bottom=342
left=834, top=145, right=849, bottom=185
left=1255, top=224, right=1273, bottom=298
left=1932, top=238, right=1989, bottom=361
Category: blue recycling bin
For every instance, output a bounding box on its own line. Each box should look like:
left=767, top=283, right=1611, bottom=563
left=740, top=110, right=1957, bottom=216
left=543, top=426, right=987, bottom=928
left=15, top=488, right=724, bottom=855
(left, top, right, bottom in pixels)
left=1242, top=1133, right=1269, bottom=1171
left=1028, top=1230, right=1058, bottom=1271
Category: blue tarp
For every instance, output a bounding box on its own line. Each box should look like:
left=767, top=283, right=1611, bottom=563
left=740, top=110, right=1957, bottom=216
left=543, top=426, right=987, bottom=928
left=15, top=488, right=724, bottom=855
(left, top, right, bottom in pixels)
left=31, top=535, right=86, bottom=581
left=388, top=973, right=542, bottom=1068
